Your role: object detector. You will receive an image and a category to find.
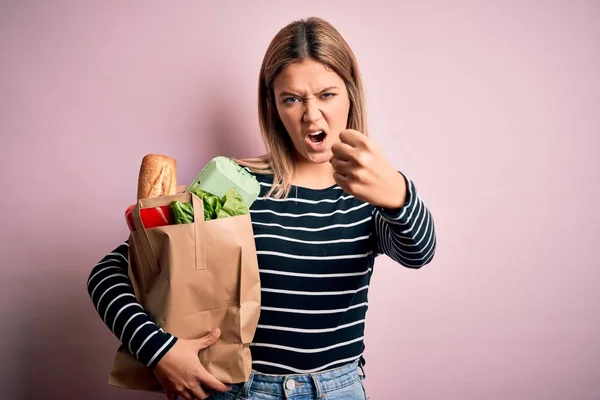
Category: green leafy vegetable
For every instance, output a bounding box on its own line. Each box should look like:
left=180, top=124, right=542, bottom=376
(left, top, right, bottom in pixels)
left=170, top=186, right=249, bottom=224
left=170, top=200, right=194, bottom=224
left=218, top=187, right=248, bottom=218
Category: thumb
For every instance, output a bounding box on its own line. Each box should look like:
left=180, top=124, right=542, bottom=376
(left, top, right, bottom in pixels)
left=195, top=327, right=221, bottom=350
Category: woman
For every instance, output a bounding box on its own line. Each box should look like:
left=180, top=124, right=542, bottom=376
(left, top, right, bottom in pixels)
left=87, top=16, right=436, bottom=400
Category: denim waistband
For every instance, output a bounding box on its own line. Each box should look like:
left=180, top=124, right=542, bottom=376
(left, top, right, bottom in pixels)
left=237, top=359, right=363, bottom=397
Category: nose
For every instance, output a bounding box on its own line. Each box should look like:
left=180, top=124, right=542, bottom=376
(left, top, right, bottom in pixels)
left=302, top=99, right=322, bottom=124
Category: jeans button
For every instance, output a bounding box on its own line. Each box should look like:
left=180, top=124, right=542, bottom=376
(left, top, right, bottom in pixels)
left=285, top=379, right=296, bottom=390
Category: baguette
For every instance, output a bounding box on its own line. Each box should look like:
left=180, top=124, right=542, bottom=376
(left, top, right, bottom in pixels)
left=137, top=154, right=177, bottom=199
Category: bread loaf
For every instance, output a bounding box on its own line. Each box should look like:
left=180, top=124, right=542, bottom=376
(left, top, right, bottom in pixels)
left=137, top=154, right=177, bottom=199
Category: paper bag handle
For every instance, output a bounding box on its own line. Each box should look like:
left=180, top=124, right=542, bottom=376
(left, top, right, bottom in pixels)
left=131, top=193, right=206, bottom=274
left=131, top=200, right=160, bottom=275
left=190, top=194, right=207, bottom=271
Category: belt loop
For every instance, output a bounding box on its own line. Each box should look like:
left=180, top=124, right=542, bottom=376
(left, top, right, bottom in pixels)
left=237, top=371, right=254, bottom=399
left=358, top=358, right=367, bottom=380
left=310, top=373, right=324, bottom=399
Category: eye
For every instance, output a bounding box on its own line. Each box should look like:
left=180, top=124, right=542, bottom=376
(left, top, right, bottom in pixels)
left=283, top=97, right=300, bottom=104
left=321, top=92, right=337, bottom=99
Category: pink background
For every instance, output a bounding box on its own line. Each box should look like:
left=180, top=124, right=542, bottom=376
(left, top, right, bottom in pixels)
left=1, top=1, right=599, bottom=399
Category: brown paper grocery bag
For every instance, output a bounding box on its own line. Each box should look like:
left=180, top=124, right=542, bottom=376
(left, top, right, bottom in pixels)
left=108, top=192, right=261, bottom=392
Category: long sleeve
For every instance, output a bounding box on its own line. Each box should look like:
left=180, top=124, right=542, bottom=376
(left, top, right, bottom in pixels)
left=372, top=174, right=436, bottom=268
left=86, top=240, right=177, bottom=368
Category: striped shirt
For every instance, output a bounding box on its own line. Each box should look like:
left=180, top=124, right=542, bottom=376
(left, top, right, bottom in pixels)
left=86, top=169, right=436, bottom=375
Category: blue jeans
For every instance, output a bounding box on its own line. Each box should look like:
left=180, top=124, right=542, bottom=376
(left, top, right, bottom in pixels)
left=209, top=360, right=368, bottom=399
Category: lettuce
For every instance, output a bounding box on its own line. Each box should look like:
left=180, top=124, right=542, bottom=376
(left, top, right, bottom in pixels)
left=170, top=186, right=249, bottom=224
left=218, top=187, right=249, bottom=218
left=170, top=200, right=194, bottom=224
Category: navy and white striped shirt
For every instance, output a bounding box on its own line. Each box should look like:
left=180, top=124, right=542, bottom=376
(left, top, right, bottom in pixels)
left=86, top=169, right=436, bottom=375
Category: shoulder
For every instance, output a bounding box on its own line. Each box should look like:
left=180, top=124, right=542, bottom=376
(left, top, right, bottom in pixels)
left=238, top=164, right=273, bottom=184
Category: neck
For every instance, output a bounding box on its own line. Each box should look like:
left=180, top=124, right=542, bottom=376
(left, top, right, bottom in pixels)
left=291, top=158, right=336, bottom=189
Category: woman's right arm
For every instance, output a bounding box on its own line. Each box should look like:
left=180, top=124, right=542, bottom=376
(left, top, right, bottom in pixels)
left=86, top=240, right=177, bottom=368
left=86, top=240, right=231, bottom=399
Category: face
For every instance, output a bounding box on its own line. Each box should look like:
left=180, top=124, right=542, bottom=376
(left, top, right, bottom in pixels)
left=272, top=58, right=350, bottom=165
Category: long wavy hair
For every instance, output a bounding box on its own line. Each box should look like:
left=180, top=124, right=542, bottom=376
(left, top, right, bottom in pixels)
left=233, top=17, right=369, bottom=199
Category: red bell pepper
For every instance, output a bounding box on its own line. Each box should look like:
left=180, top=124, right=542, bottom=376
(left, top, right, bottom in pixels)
left=125, top=204, right=173, bottom=231
left=125, top=205, right=135, bottom=231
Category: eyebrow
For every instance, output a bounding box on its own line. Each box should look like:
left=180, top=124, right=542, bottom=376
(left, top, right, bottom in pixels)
left=278, top=86, right=340, bottom=98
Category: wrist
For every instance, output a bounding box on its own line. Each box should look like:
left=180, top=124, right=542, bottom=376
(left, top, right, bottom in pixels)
left=378, top=172, right=407, bottom=210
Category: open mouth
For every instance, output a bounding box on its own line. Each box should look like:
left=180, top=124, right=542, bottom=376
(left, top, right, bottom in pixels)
left=307, top=130, right=327, bottom=143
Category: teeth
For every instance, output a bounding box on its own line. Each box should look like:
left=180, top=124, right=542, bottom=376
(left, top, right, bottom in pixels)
left=309, top=131, right=323, bottom=136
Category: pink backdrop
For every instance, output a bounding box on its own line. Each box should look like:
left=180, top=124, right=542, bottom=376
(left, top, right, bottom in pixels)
left=1, top=1, right=599, bottom=399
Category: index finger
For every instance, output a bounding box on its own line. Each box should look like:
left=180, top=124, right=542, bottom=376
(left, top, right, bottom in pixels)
left=339, top=129, right=365, bottom=147
left=331, top=141, right=355, bottom=162
left=189, top=385, right=210, bottom=400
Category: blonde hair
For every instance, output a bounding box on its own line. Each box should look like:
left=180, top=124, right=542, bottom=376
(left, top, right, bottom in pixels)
left=233, top=17, right=369, bottom=199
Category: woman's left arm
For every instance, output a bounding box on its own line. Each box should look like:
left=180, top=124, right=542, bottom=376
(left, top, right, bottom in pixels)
left=371, top=174, right=436, bottom=268
left=330, top=129, right=437, bottom=268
